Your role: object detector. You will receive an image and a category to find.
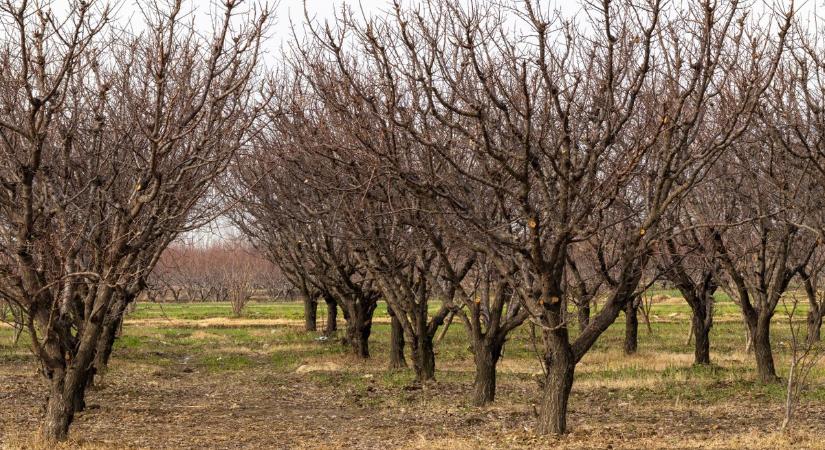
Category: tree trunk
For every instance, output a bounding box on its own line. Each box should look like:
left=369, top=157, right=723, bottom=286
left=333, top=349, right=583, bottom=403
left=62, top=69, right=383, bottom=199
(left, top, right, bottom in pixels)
left=41, top=334, right=99, bottom=441
left=304, top=293, right=318, bottom=332
left=807, top=306, right=822, bottom=345
left=752, top=314, right=778, bottom=383
left=92, top=314, right=123, bottom=376
left=624, top=300, right=638, bottom=355
left=410, top=333, right=435, bottom=381
left=341, top=297, right=376, bottom=358
left=691, top=311, right=711, bottom=365
left=42, top=374, right=74, bottom=442
left=324, top=296, right=337, bottom=336
left=472, top=338, right=502, bottom=406
left=389, top=311, right=406, bottom=369
left=346, top=317, right=371, bottom=358
left=538, top=346, right=576, bottom=435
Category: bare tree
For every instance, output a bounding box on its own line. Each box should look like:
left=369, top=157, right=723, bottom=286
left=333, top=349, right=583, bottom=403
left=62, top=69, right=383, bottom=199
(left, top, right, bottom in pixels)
left=710, top=138, right=817, bottom=382
left=296, top=0, right=791, bottom=434
left=0, top=0, right=269, bottom=440
left=229, top=101, right=381, bottom=355
left=764, top=15, right=825, bottom=344
left=658, top=204, right=722, bottom=365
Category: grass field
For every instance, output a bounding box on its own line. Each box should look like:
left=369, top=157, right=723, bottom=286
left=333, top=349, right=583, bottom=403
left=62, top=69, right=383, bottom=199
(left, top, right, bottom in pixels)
left=1, top=293, right=824, bottom=449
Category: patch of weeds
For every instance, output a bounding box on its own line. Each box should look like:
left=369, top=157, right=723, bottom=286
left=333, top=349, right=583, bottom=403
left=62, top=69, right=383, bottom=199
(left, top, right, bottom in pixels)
left=211, top=328, right=255, bottom=343
left=114, top=335, right=144, bottom=350
left=381, top=370, right=416, bottom=389
left=661, top=363, right=726, bottom=381
left=270, top=350, right=302, bottom=372
left=161, top=329, right=193, bottom=340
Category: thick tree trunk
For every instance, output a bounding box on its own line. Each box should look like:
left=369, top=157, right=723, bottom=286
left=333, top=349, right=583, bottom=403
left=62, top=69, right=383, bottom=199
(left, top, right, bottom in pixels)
left=79, top=297, right=130, bottom=409
left=42, top=374, right=74, bottom=442
left=472, top=338, right=502, bottom=406
left=41, top=321, right=105, bottom=441
left=410, top=333, right=435, bottom=381
left=752, top=315, right=778, bottom=383
left=93, top=315, right=122, bottom=375
left=304, top=293, right=318, bottom=332
left=340, top=298, right=375, bottom=358
left=389, top=311, right=407, bottom=369
left=691, top=311, right=711, bottom=365
left=324, top=297, right=337, bottom=336
left=624, top=300, right=638, bottom=355
left=346, top=317, right=371, bottom=358
left=538, top=346, right=576, bottom=435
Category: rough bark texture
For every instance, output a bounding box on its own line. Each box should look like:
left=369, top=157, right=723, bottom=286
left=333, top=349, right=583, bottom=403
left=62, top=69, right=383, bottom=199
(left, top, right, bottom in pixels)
left=340, top=297, right=376, bottom=358
left=389, top=310, right=407, bottom=369
left=808, top=309, right=822, bottom=344
left=624, top=300, right=639, bottom=355
left=691, top=309, right=711, bottom=365
left=41, top=328, right=103, bottom=441
left=346, top=317, right=372, bottom=358
left=752, top=314, right=779, bottom=383
left=304, top=293, right=318, bottom=332
left=43, top=374, right=74, bottom=441
left=92, top=313, right=124, bottom=377
left=410, top=332, right=436, bottom=381
left=538, top=345, right=576, bottom=435
left=472, top=339, right=503, bottom=405
left=324, top=296, right=338, bottom=335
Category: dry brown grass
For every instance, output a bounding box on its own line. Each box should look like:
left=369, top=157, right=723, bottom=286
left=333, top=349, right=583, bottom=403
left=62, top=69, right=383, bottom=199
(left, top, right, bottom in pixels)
left=3, top=305, right=825, bottom=449
left=1, top=432, right=139, bottom=450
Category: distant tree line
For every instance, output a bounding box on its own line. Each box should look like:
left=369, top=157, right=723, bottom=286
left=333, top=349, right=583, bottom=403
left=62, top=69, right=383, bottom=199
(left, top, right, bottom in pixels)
left=146, top=242, right=292, bottom=313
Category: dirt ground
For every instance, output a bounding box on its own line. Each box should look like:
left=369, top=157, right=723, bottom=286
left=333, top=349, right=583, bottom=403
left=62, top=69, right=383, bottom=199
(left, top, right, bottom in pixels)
left=2, top=357, right=824, bottom=449
left=2, top=309, right=825, bottom=449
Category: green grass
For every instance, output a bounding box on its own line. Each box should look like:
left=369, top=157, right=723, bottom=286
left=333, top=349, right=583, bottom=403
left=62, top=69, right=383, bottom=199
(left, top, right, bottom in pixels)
left=2, top=294, right=824, bottom=409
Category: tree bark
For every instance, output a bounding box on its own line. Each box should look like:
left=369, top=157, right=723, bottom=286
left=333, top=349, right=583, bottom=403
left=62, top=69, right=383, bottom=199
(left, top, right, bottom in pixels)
left=389, top=310, right=407, bottom=369
left=340, top=297, right=375, bottom=358
left=41, top=320, right=105, bottom=440
left=802, top=274, right=821, bottom=345
left=752, top=314, right=778, bottom=383
left=538, top=345, right=576, bottom=435
left=304, top=292, right=318, bottom=332
left=346, top=317, right=371, bottom=358
left=410, top=332, right=435, bottom=381
left=472, top=338, right=503, bottom=405
left=624, top=300, right=638, bottom=355
left=807, top=308, right=822, bottom=345
left=691, top=310, right=711, bottom=365
left=92, top=314, right=123, bottom=377
left=324, top=297, right=337, bottom=335
left=42, top=373, right=74, bottom=442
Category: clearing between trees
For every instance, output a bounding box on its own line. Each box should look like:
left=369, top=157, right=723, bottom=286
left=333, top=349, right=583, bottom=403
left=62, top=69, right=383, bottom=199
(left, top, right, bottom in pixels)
left=1, top=297, right=823, bottom=449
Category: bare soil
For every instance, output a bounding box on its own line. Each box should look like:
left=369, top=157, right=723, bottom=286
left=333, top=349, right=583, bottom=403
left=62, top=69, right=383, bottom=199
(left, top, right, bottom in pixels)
left=2, top=354, right=824, bottom=449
